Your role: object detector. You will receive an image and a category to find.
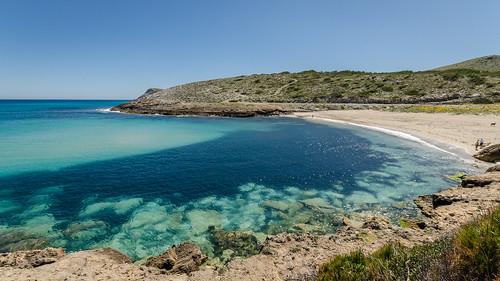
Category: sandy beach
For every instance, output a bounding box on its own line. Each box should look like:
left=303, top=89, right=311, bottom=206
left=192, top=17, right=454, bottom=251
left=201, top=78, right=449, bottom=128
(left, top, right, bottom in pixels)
left=294, top=110, right=500, bottom=157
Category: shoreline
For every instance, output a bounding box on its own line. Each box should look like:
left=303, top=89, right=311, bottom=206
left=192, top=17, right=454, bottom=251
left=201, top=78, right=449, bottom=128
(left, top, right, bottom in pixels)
left=292, top=114, right=469, bottom=161
left=105, top=107, right=481, bottom=162
left=294, top=110, right=499, bottom=160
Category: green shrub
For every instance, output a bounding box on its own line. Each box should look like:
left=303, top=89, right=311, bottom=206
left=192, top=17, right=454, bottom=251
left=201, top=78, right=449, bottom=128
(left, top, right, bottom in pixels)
left=319, top=250, right=370, bottom=281
left=441, top=72, right=460, bottom=81
left=454, top=209, right=499, bottom=280
left=381, top=86, right=393, bottom=92
left=404, top=89, right=423, bottom=96
left=468, top=74, right=486, bottom=85
left=472, top=97, right=494, bottom=104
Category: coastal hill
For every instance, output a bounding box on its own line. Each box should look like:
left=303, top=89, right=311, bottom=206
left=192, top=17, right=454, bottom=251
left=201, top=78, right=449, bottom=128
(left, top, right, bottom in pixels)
left=113, top=56, right=500, bottom=116
left=434, top=55, right=500, bottom=71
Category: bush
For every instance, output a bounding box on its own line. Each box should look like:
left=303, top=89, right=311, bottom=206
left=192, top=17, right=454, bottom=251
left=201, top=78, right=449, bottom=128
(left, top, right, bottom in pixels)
left=454, top=209, right=499, bottom=280
left=468, top=74, right=486, bottom=85
left=319, top=241, right=455, bottom=281
left=404, top=89, right=423, bottom=96
left=472, top=97, right=494, bottom=104
left=441, top=72, right=459, bottom=81
left=381, top=86, right=393, bottom=92
left=319, top=250, right=369, bottom=281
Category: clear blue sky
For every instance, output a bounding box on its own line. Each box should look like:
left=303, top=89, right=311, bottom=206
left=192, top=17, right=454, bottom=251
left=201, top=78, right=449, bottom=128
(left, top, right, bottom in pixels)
left=1, top=0, right=499, bottom=99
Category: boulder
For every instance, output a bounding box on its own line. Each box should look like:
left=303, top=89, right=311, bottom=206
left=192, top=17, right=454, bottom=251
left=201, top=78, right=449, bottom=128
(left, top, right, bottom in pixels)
left=473, top=144, right=500, bottom=162
left=145, top=243, right=206, bottom=274
left=415, top=194, right=462, bottom=216
left=0, top=247, right=65, bottom=268
left=431, top=194, right=458, bottom=207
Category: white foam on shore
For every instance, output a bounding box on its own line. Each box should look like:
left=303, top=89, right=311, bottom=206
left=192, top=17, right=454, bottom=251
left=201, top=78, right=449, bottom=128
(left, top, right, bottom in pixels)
left=297, top=115, right=468, bottom=160
left=96, top=108, right=112, bottom=113
left=96, top=108, right=129, bottom=115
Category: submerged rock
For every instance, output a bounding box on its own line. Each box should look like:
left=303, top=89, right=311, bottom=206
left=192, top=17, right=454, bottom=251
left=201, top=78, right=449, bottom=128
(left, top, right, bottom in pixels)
left=473, top=143, right=500, bottom=162
left=207, top=226, right=260, bottom=258
left=0, top=230, right=49, bottom=252
left=0, top=247, right=64, bottom=268
left=145, top=242, right=206, bottom=274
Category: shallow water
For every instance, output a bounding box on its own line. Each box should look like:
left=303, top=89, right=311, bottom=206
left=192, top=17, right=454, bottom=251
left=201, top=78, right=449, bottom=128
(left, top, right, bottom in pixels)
left=0, top=100, right=475, bottom=259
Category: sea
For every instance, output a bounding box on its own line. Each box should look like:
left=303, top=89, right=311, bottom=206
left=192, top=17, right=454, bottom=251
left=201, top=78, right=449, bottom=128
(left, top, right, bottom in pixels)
left=0, top=100, right=475, bottom=259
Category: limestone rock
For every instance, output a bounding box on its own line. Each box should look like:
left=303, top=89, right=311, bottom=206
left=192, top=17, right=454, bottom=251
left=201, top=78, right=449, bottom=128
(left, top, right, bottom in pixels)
left=362, top=216, right=389, bottom=230
left=0, top=247, right=65, bottom=268
left=461, top=172, right=500, bottom=188
left=486, top=164, right=500, bottom=173
left=473, top=144, right=500, bottom=162
left=414, top=195, right=434, bottom=217
left=145, top=242, right=206, bottom=274
left=92, top=248, right=132, bottom=264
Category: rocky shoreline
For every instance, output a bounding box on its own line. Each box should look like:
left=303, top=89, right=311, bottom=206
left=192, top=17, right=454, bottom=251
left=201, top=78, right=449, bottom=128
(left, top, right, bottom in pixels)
left=111, top=101, right=440, bottom=117
left=1, top=164, right=498, bottom=281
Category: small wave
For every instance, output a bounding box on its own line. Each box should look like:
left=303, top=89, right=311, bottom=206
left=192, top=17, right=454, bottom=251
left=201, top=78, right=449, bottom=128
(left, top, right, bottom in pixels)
left=96, top=108, right=112, bottom=113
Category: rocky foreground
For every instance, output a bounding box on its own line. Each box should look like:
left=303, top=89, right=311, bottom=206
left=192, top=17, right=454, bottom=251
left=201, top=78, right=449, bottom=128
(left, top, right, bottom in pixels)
left=1, top=165, right=499, bottom=281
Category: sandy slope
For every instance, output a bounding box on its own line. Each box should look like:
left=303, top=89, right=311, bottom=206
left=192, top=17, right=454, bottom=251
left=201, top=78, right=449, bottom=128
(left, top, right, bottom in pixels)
left=294, top=110, right=500, bottom=156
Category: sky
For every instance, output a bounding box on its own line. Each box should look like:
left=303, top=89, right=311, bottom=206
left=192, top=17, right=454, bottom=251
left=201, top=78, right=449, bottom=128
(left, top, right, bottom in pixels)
left=1, top=0, right=499, bottom=99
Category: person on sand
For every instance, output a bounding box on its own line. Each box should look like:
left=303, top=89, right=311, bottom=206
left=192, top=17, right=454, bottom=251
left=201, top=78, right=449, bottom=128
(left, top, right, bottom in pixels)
left=479, top=138, right=485, bottom=148
left=475, top=139, right=480, bottom=151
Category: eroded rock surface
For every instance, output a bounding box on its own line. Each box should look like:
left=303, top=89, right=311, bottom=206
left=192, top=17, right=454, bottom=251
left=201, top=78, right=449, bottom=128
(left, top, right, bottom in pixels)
left=145, top=243, right=207, bottom=274
left=461, top=171, right=500, bottom=187
left=0, top=247, right=64, bottom=268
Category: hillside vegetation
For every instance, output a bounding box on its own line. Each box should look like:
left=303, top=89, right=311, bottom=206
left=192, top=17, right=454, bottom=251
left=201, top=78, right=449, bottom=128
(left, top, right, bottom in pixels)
left=135, top=69, right=500, bottom=104
left=115, top=56, right=500, bottom=116
left=435, top=55, right=500, bottom=72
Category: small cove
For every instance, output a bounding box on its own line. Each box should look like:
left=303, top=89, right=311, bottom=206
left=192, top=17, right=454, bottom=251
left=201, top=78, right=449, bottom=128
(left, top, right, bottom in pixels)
left=0, top=100, right=476, bottom=260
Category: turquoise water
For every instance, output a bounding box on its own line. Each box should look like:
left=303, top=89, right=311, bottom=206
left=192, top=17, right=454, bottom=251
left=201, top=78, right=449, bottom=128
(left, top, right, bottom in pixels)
left=0, top=100, right=474, bottom=260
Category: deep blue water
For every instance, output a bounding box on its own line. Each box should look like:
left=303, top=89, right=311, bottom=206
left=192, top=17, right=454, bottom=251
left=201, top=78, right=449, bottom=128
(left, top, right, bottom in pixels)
left=0, top=100, right=474, bottom=259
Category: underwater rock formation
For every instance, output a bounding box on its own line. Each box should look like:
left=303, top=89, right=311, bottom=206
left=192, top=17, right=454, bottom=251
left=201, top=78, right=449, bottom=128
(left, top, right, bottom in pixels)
left=207, top=226, right=260, bottom=258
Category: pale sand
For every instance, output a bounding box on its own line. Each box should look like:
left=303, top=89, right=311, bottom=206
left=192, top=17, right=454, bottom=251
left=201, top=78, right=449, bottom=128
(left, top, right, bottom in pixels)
left=294, top=110, right=500, bottom=157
